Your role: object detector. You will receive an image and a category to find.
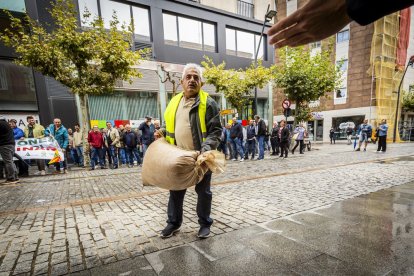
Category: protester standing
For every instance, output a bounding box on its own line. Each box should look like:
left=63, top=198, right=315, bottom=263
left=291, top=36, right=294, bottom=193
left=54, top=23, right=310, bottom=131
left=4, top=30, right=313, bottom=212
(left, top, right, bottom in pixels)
left=9, top=119, right=27, bottom=177
left=225, top=123, right=233, bottom=160
left=105, top=122, right=120, bottom=169
left=246, top=120, right=256, bottom=160
left=88, top=126, right=105, bottom=170
left=0, top=116, right=19, bottom=184
left=124, top=124, right=142, bottom=167
left=377, top=119, right=388, bottom=152
left=230, top=118, right=244, bottom=162
left=23, top=116, right=46, bottom=175
left=139, top=116, right=155, bottom=158
left=155, top=64, right=221, bottom=239
left=278, top=120, right=290, bottom=158
left=329, top=127, right=336, bottom=144
left=254, top=115, right=266, bottom=160
left=118, top=125, right=127, bottom=166
left=270, top=121, right=280, bottom=156
left=73, top=124, right=84, bottom=167
left=45, top=118, right=69, bottom=174
left=346, top=126, right=353, bottom=145
left=68, top=128, right=79, bottom=165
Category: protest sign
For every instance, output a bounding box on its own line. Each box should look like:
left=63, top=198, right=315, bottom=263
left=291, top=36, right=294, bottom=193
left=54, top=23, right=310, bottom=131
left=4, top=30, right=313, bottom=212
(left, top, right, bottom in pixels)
left=15, top=137, right=65, bottom=161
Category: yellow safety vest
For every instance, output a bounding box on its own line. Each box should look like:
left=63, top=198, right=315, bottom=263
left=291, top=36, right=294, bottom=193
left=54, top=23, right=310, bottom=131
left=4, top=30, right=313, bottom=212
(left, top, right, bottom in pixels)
left=164, top=90, right=208, bottom=145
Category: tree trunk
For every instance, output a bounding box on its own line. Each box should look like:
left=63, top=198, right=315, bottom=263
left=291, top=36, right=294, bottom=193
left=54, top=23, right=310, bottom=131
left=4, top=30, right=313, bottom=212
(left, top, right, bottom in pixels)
left=79, top=94, right=91, bottom=167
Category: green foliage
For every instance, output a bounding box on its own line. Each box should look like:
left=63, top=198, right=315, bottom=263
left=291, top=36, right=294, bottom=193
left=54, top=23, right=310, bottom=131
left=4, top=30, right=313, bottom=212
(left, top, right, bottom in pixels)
left=402, top=89, right=414, bottom=111
left=201, top=56, right=273, bottom=112
left=0, top=0, right=147, bottom=96
left=272, top=46, right=343, bottom=123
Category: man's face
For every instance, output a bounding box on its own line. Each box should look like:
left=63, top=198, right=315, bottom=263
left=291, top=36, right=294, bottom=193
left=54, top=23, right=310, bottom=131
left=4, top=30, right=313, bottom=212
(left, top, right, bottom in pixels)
left=364, top=119, right=368, bottom=124
left=68, top=128, right=73, bottom=135
left=154, top=121, right=160, bottom=128
left=106, top=122, right=112, bottom=129
left=249, top=120, right=254, bottom=126
left=119, top=125, right=124, bottom=130
left=28, top=118, right=35, bottom=126
left=54, top=119, right=61, bottom=128
left=280, top=121, right=285, bottom=127
left=102, top=128, right=107, bottom=134
left=126, top=125, right=131, bottom=131
left=9, top=121, right=16, bottom=128
left=181, top=68, right=203, bottom=97
left=75, top=125, right=80, bottom=131
left=93, top=126, right=99, bottom=133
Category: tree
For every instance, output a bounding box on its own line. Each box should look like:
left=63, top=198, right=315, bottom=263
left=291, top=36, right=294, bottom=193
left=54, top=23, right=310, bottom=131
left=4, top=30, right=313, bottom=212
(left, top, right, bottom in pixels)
left=0, top=0, right=147, bottom=131
left=402, top=89, right=414, bottom=112
left=201, top=56, right=273, bottom=116
left=157, top=64, right=181, bottom=96
left=273, top=46, right=343, bottom=123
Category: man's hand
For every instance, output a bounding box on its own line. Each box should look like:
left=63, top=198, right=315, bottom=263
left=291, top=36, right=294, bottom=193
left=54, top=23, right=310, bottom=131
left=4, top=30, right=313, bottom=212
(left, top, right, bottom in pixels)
left=268, top=0, right=351, bottom=48
left=20, top=137, right=25, bottom=140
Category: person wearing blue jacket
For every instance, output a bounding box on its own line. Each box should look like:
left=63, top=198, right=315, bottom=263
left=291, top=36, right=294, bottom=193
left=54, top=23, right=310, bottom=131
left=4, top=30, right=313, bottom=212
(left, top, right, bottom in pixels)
left=45, top=118, right=69, bottom=174
left=229, top=118, right=244, bottom=162
left=377, top=119, right=389, bottom=153
left=9, top=120, right=24, bottom=140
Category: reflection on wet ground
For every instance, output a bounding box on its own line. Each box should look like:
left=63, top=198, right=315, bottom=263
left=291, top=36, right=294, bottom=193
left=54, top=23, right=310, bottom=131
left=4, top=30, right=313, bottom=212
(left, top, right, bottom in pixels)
left=139, top=182, right=414, bottom=275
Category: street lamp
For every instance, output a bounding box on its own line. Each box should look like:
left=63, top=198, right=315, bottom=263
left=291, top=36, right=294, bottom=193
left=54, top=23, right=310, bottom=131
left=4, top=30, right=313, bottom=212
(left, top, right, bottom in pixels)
left=253, top=4, right=277, bottom=116
left=393, top=55, right=414, bottom=143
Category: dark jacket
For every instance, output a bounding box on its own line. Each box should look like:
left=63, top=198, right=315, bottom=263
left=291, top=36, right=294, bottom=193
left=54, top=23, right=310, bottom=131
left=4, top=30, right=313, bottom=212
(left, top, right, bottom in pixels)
left=139, top=122, right=154, bottom=145
left=124, top=131, right=139, bottom=148
left=0, top=120, right=15, bottom=146
left=246, top=125, right=256, bottom=140
left=230, top=122, right=243, bottom=140
left=271, top=127, right=279, bottom=139
left=256, top=120, right=267, bottom=136
left=88, top=131, right=103, bottom=148
left=346, top=0, right=413, bottom=26
left=279, top=127, right=290, bottom=144
left=162, top=93, right=222, bottom=152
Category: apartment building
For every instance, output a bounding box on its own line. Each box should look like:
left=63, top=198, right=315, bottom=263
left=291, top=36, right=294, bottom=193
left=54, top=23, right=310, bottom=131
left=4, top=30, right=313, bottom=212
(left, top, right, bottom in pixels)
left=273, top=0, right=414, bottom=142
left=0, top=0, right=275, bottom=129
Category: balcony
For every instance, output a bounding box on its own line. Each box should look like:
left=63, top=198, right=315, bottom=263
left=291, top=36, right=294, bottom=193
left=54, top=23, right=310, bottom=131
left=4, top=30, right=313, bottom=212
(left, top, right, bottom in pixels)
left=237, top=0, right=254, bottom=18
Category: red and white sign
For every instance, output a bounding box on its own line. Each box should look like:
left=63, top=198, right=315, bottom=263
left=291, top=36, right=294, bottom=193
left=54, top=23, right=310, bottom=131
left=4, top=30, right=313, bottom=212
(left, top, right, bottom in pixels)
left=15, top=137, right=65, bottom=161
left=282, top=99, right=291, bottom=109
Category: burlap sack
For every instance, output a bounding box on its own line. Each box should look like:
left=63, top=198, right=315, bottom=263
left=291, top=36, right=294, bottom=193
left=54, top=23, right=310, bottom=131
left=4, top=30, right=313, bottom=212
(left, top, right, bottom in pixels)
left=142, top=138, right=225, bottom=190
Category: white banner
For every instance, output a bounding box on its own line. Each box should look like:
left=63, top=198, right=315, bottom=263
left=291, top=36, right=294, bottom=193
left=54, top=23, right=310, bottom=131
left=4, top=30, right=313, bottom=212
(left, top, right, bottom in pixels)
left=0, top=113, right=40, bottom=131
left=15, top=137, right=65, bottom=161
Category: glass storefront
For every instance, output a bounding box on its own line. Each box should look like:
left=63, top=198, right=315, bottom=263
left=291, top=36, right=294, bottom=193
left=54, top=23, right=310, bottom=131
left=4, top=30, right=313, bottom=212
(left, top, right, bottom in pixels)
left=0, top=60, right=38, bottom=111
left=0, top=0, right=26, bottom=13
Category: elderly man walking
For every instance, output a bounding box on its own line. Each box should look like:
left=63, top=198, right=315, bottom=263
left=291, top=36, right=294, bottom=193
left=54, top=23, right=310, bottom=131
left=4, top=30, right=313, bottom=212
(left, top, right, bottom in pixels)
left=156, top=63, right=221, bottom=239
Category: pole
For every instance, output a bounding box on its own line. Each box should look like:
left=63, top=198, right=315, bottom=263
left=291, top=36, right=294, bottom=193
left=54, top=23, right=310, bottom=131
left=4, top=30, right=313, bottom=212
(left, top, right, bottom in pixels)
left=253, top=4, right=270, bottom=116
left=393, top=62, right=411, bottom=143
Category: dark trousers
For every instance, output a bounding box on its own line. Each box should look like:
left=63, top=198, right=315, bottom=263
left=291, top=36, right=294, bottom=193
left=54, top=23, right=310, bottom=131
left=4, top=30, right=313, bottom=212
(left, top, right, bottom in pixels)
left=270, top=138, right=279, bottom=154
left=280, top=142, right=289, bottom=157
left=245, top=139, right=256, bottom=159
left=167, top=172, right=213, bottom=227
left=102, top=147, right=112, bottom=165
left=0, top=145, right=17, bottom=180
left=292, top=140, right=304, bottom=154
left=125, top=147, right=142, bottom=165
left=91, top=147, right=104, bottom=168
left=377, top=136, right=387, bottom=152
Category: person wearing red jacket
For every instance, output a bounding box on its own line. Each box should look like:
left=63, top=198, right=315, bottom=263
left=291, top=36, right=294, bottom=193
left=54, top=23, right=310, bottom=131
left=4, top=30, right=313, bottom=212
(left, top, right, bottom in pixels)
left=87, top=126, right=105, bottom=170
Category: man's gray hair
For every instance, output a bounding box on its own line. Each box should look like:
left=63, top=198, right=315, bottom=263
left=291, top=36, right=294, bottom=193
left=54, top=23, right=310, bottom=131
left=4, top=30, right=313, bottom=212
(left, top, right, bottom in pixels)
left=182, top=63, right=203, bottom=80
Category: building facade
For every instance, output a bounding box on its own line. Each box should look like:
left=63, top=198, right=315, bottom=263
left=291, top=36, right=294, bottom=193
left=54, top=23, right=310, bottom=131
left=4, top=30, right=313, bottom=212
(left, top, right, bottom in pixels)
left=273, top=0, right=414, bottom=142
left=0, top=0, right=275, bottom=130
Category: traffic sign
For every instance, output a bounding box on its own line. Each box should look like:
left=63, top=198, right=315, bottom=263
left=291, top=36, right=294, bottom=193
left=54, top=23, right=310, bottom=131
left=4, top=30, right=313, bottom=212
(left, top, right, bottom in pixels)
left=282, top=99, right=291, bottom=109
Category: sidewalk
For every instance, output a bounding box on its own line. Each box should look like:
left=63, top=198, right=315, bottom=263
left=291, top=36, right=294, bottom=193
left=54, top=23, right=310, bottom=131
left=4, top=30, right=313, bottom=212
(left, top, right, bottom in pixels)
left=72, top=180, right=414, bottom=275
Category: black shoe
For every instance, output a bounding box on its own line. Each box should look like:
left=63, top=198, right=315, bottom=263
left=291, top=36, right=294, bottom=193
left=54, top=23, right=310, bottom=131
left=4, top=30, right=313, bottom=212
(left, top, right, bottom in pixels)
left=197, top=226, right=210, bottom=239
left=300, top=152, right=304, bottom=154
left=18, top=172, right=29, bottom=177
left=355, top=148, right=360, bottom=151
left=160, top=224, right=180, bottom=238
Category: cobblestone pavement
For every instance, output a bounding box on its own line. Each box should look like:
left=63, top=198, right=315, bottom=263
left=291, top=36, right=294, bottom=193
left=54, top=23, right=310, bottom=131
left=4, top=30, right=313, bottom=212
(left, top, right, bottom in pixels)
left=0, top=143, right=413, bottom=275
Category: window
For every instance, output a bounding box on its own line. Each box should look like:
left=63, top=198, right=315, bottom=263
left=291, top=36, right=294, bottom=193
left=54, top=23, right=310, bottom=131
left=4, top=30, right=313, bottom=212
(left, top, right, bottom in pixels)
left=337, top=59, right=348, bottom=71
left=237, top=0, right=254, bottom=18
left=162, top=14, right=216, bottom=52
left=163, top=14, right=178, bottom=46
left=178, top=17, right=202, bottom=50
left=226, top=28, right=265, bottom=60
left=78, top=0, right=99, bottom=27
left=132, top=6, right=150, bottom=41
left=0, top=0, right=25, bottom=13
left=100, top=0, right=131, bottom=30
left=310, top=41, right=321, bottom=49
left=337, top=29, right=350, bottom=43
left=335, top=88, right=347, bottom=99
left=0, top=60, right=37, bottom=111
